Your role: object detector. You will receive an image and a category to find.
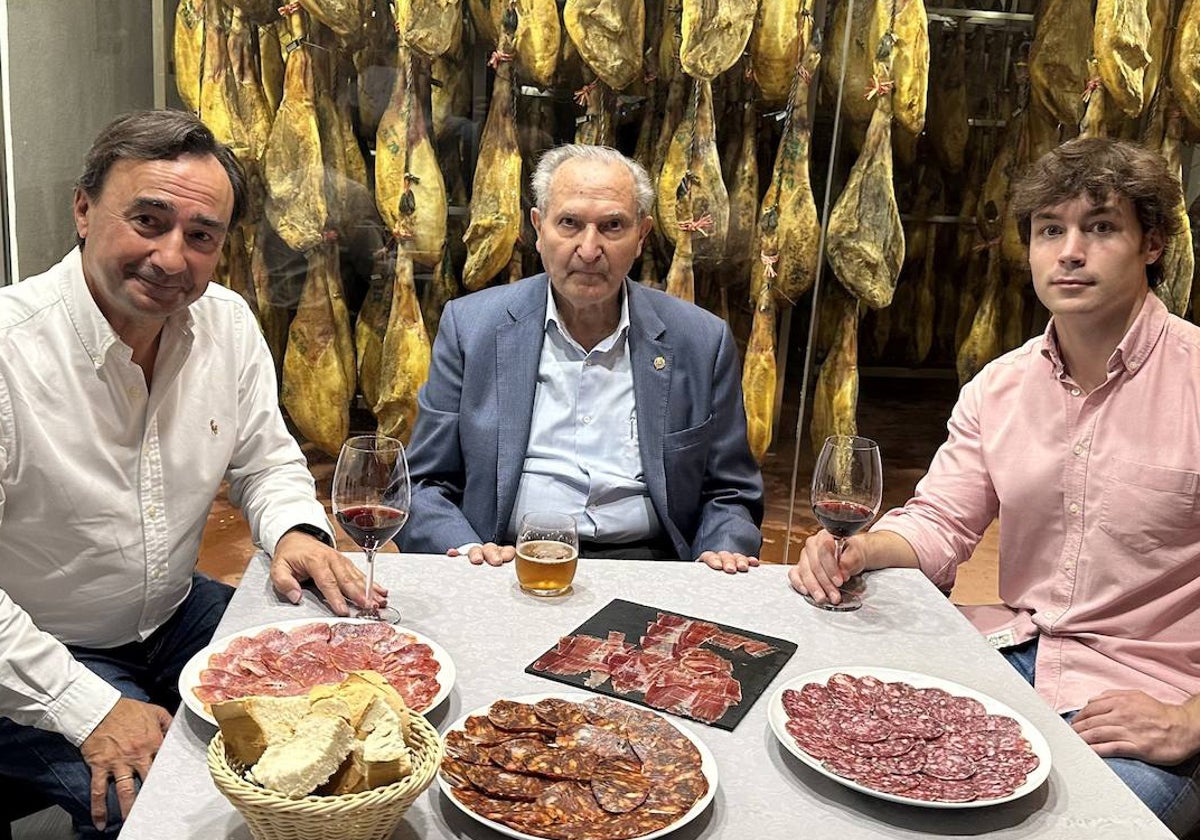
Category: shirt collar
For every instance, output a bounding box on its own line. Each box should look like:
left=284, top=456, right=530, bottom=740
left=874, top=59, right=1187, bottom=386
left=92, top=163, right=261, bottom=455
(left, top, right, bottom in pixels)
left=60, top=246, right=196, bottom=370
left=544, top=279, right=630, bottom=354
left=1040, top=291, right=1168, bottom=378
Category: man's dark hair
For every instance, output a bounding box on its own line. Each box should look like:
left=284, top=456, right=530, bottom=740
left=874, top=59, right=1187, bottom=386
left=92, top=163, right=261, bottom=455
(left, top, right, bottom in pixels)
left=76, top=109, right=247, bottom=232
left=1010, top=137, right=1183, bottom=287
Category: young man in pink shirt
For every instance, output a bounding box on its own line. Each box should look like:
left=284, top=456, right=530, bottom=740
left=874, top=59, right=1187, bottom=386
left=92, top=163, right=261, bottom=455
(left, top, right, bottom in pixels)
left=792, top=137, right=1200, bottom=835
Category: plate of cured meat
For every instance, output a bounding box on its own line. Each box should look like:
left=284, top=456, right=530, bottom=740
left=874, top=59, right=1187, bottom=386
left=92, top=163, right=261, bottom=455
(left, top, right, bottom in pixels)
left=179, top=618, right=454, bottom=724
left=439, top=693, right=717, bottom=840
left=527, top=599, right=796, bottom=730
left=769, top=667, right=1051, bottom=809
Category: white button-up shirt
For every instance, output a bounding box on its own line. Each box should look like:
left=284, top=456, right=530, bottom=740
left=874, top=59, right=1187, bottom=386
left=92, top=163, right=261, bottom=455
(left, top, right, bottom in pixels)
left=506, top=286, right=658, bottom=542
left=0, top=249, right=331, bottom=744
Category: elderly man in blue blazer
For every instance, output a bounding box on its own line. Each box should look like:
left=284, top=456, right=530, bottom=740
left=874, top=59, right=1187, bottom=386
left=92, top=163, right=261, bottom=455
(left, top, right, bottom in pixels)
left=399, top=144, right=763, bottom=572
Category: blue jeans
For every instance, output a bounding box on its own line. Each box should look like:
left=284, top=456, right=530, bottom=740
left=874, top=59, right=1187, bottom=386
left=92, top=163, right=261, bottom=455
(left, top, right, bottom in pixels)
left=1003, top=637, right=1200, bottom=837
left=0, top=573, right=233, bottom=838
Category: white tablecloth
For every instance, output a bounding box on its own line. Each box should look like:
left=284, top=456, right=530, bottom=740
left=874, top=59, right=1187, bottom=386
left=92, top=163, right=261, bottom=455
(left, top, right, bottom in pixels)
left=120, top=553, right=1172, bottom=839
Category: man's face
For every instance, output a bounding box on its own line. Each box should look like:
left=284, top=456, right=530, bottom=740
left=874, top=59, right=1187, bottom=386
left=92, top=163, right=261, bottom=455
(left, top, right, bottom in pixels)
left=74, top=153, right=233, bottom=336
left=531, top=159, right=653, bottom=314
left=1028, top=192, right=1163, bottom=329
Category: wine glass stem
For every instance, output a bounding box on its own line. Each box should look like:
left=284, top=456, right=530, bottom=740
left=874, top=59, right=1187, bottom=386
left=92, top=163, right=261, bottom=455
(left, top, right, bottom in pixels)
left=363, top=547, right=378, bottom=613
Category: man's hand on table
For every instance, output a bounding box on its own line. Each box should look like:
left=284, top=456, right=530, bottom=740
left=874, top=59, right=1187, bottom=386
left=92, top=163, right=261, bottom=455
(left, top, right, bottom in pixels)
left=790, top=530, right=918, bottom=605
left=449, top=544, right=759, bottom=571
left=448, top=542, right=516, bottom=566
left=1071, top=689, right=1200, bottom=765
left=269, top=531, right=388, bottom=616
left=80, top=697, right=171, bottom=830
left=788, top=529, right=867, bottom=605
left=698, top=551, right=759, bottom=573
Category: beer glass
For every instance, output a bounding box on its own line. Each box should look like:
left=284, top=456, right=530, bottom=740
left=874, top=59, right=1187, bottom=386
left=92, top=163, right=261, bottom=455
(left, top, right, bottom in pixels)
left=515, top=512, right=579, bottom=596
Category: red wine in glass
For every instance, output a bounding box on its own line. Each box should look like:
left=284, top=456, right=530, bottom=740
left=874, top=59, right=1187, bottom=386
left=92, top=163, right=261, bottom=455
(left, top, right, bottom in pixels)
left=812, top=500, right=875, bottom=539
left=335, top=505, right=407, bottom=551
left=332, top=435, right=410, bottom=623
left=806, top=435, right=883, bottom=612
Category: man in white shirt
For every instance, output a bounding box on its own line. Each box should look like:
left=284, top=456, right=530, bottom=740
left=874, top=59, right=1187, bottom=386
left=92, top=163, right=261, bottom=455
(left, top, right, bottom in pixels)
left=0, top=110, right=377, bottom=837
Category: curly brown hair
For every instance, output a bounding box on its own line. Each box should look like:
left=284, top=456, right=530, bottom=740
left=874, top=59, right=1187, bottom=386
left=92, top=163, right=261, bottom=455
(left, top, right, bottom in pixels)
left=1010, top=137, right=1183, bottom=287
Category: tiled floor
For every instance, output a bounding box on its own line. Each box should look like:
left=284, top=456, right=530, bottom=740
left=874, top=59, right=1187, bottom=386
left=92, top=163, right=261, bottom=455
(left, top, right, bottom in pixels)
left=196, top=376, right=1001, bottom=605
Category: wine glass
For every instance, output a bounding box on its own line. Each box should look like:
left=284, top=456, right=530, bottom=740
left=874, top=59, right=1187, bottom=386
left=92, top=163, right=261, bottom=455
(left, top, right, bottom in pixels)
left=515, top=512, right=579, bottom=597
left=805, top=434, right=883, bottom=612
left=331, top=434, right=410, bottom=623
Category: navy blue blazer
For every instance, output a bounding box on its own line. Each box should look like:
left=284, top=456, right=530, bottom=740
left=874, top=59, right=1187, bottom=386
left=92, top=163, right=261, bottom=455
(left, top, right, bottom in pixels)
left=398, top=275, right=764, bottom=559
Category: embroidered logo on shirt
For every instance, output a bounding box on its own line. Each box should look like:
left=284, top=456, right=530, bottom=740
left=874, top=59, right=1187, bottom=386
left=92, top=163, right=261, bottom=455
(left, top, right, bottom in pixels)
left=653, top=356, right=666, bottom=371
left=210, top=419, right=219, bottom=435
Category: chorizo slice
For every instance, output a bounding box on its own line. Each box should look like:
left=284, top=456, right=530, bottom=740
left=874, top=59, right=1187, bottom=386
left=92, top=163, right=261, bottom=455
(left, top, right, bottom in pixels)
left=534, top=697, right=591, bottom=729
left=523, top=747, right=599, bottom=781
left=489, top=737, right=553, bottom=772
left=489, top=700, right=557, bottom=734
left=461, top=763, right=554, bottom=801
left=445, top=730, right=498, bottom=765
left=591, top=765, right=651, bottom=813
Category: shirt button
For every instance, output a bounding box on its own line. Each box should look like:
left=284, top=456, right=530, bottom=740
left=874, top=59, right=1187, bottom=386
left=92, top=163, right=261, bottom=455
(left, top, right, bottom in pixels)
left=1064, top=560, right=1074, bottom=570
left=1129, top=361, right=1140, bottom=371
left=1073, top=444, right=1084, bottom=456
left=146, top=505, right=158, bottom=518
left=126, top=386, right=139, bottom=398
left=582, top=416, right=593, bottom=425
left=1068, top=502, right=1079, bottom=514
left=1070, top=387, right=1081, bottom=397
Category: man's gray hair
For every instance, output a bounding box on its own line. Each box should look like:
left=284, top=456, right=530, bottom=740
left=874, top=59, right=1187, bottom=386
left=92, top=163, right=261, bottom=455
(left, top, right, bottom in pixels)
left=531, top=144, right=654, bottom=219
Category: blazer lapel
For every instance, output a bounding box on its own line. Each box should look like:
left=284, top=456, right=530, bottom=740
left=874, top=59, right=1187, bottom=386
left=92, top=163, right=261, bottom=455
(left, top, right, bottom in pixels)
left=494, top=276, right=548, bottom=533
left=628, top=283, right=674, bottom=537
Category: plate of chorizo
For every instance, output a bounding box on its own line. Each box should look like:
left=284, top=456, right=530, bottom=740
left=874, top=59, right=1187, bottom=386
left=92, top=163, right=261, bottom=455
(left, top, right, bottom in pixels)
left=439, top=692, right=717, bottom=840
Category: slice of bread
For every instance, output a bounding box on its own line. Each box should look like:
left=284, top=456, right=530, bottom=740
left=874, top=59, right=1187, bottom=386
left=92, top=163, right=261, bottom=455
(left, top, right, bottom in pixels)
left=216, top=670, right=415, bottom=798
left=320, top=716, right=412, bottom=795
left=362, top=715, right=411, bottom=780
left=212, top=695, right=311, bottom=767
left=344, top=671, right=411, bottom=743
left=308, top=680, right=379, bottom=729
left=250, top=713, right=355, bottom=798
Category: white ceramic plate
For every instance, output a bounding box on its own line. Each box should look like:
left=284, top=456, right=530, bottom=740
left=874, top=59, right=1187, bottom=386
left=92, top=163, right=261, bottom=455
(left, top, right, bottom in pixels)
left=768, top=666, right=1052, bottom=809
left=178, top=617, right=455, bottom=724
left=439, top=692, right=718, bottom=840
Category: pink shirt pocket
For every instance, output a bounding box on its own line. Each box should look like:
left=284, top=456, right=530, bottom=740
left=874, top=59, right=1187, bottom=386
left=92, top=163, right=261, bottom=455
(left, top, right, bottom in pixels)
left=1099, top=458, right=1200, bottom=553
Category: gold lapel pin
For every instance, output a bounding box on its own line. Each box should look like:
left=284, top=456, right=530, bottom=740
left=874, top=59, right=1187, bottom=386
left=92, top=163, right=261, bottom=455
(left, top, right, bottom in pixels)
left=653, top=356, right=666, bottom=371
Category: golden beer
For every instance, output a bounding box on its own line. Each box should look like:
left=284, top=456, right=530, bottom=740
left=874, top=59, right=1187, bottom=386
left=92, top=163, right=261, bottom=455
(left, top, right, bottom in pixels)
left=516, top=539, right=578, bottom=595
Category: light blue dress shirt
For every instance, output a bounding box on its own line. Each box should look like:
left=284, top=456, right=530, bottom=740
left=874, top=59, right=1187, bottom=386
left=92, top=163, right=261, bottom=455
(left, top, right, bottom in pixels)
left=504, top=285, right=660, bottom=542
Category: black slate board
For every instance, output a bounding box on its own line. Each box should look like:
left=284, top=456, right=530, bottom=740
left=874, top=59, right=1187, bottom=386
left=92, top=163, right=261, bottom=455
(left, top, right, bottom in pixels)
left=525, top=598, right=797, bottom=730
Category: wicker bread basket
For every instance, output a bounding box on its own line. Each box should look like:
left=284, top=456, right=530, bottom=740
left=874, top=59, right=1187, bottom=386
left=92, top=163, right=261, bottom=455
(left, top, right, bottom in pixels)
left=208, top=711, right=443, bottom=840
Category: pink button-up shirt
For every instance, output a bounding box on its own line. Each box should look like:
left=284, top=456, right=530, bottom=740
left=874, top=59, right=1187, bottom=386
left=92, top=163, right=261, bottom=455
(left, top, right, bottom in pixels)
left=873, top=293, right=1200, bottom=714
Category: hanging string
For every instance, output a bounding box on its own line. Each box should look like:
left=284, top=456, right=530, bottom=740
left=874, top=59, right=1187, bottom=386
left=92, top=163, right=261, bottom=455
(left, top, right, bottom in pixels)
left=760, top=0, right=813, bottom=258
left=676, top=76, right=705, bottom=230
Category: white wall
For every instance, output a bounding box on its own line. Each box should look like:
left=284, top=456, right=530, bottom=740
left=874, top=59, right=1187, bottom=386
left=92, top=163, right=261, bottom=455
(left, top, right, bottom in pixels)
left=2, top=1, right=156, bottom=283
